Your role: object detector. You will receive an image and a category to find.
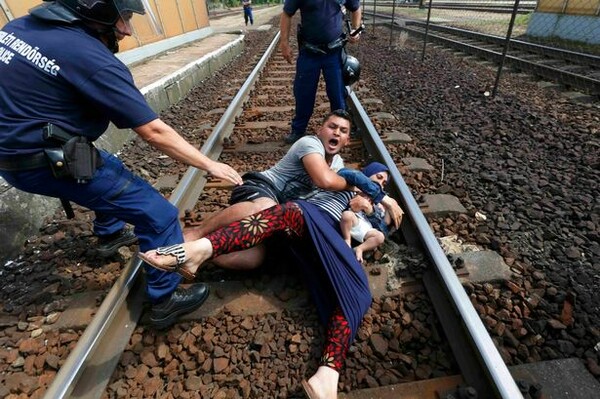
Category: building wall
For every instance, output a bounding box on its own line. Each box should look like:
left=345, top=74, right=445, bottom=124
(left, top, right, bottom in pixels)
left=0, top=0, right=210, bottom=51
left=528, top=0, right=600, bottom=43
left=536, top=0, right=600, bottom=16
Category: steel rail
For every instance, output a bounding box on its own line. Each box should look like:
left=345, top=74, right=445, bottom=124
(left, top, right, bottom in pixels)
left=366, top=11, right=600, bottom=96
left=43, top=257, right=145, bottom=399
left=43, top=32, right=281, bottom=399
left=43, top=28, right=525, bottom=398
left=346, top=90, right=524, bottom=398
left=170, top=31, right=281, bottom=211
left=405, top=26, right=600, bottom=95
left=406, top=20, right=600, bottom=67
left=370, top=11, right=599, bottom=67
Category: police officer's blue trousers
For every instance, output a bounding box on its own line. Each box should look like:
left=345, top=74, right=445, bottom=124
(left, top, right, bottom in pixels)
left=0, top=150, right=182, bottom=303
left=291, top=47, right=346, bottom=135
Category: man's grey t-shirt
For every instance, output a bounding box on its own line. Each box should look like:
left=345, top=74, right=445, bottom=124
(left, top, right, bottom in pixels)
left=260, top=135, right=344, bottom=202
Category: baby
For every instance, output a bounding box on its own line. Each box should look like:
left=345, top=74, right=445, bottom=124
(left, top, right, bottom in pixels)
left=340, top=162, right=393, bottom=263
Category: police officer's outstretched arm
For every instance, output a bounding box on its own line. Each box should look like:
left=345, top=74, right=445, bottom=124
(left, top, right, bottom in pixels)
left=279, top=12, right=294, bottom=64
left=348, top=7, right=363, bottom=44
left=135, top=119, right=243, bottom=186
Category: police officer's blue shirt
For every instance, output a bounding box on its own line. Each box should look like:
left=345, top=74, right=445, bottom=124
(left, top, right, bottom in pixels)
left=0, top=16, right=158, bottom=157
left=283, top=0, right=360, bottom=45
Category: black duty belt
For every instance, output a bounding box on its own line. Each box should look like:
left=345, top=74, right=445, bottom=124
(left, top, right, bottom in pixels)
left=0, top=152, right=48, bottom=171
left=302, top=37, right=345, bottom=55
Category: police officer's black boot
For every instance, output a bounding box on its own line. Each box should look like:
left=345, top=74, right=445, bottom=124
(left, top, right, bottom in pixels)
left=284, top=130, right=305, bottom=144
left=149, top=283, right=210, bottom=330
left=96, top=227, right=138, bottom=257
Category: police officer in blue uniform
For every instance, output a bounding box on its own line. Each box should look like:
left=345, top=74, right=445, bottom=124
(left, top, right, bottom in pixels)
left=0, top=0, right=243, bottom=329
left=280, top=0, right=363, bottom=144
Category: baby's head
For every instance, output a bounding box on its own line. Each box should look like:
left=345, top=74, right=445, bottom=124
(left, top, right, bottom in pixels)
left=362, top=162, right=389, bottom=189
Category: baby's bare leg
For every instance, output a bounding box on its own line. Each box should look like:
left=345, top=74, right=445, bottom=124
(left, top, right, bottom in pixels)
left=340, top=210, right=357, bottom=247
left=355, top=230, right=385, bottom=263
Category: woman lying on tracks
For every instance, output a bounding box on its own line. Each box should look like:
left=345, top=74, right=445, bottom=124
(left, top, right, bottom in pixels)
left=139, top=165, right=403, bottom=399
left=185, top=109, right=404, bottom=271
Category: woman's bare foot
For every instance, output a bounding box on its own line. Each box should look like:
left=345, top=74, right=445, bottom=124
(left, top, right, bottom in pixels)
left=305, top=366, right=339, bottom=399
left=140, top=238, right=213, bottom=277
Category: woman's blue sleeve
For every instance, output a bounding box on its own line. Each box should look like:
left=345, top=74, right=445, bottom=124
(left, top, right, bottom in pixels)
left=337, top=168, right=385, bottom=203
left=366, top=208, right=390, bottom=237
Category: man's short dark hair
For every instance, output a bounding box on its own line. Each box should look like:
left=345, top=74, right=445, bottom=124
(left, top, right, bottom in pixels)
left=323, top=109, right=352, bottom=129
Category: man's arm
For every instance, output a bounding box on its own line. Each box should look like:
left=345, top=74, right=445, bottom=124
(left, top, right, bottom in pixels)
left=134, top=118, right=243, bottom=185
left=302, top=152, right=352, bottom=191
left=351, top=8, right=362, bottom=31
left=279, top=12, right=293, bottom=64
left=337, top=168, right=384, bottom=203
left=348, top=8, right=363, bottom=44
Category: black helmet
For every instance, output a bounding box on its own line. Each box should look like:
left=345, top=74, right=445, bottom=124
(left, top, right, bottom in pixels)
left=56, top=0, right=145, bottom=26
left=342, top=53, right=361, bottom=86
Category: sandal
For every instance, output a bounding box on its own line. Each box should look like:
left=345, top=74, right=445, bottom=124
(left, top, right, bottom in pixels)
left=301, top=380, right=317, bottom=399
left=138, top=244, right=196, bottom=280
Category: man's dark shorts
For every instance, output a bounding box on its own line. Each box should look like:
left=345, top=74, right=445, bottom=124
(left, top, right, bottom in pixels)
left=229, top=172, right=283, bottom=205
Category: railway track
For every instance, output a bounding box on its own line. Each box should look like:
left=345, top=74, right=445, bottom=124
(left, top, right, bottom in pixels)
left=2, top=19, right=599, bottom=399
left=32, top=30, right=527, bottom=399
left=366, top=12, right=600, bottom=98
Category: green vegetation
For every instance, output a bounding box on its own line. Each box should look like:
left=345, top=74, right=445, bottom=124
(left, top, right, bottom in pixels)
left=513, top=13, right=531, bottom=27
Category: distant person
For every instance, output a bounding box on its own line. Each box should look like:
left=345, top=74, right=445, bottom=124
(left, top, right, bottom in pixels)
left=242, top=0, right=253, bottom=26
left=280, top=0, right=363, bottom=144
left=0, top=0, right=243, bottom=329
left=340, top=162, right=393, bottom=264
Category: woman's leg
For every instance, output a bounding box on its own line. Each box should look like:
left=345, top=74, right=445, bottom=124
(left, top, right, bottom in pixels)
left=305, top=306, right=351, bottom=398
left=140, top=202, right=305, bottom=275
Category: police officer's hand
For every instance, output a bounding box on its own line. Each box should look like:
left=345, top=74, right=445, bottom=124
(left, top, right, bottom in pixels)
left=280, top=42, right=293, bottom=64
left=207, top=161, right=243, bottom=186
left=380, top=195, right=403, bottom=229
left=348, top=29, right=361, bottom=44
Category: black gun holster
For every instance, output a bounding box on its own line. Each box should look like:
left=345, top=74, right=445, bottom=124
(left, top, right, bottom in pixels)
left=62, top=136, right=102, bottom=183
left=42, top=124, right=103, bottom=183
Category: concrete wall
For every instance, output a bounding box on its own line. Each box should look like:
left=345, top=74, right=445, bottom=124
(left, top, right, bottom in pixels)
left=0, top=0, right=211, bottom=49
left=526, top=12, right=600, bottom=44
left=537, top=0, right=600, bottom=16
